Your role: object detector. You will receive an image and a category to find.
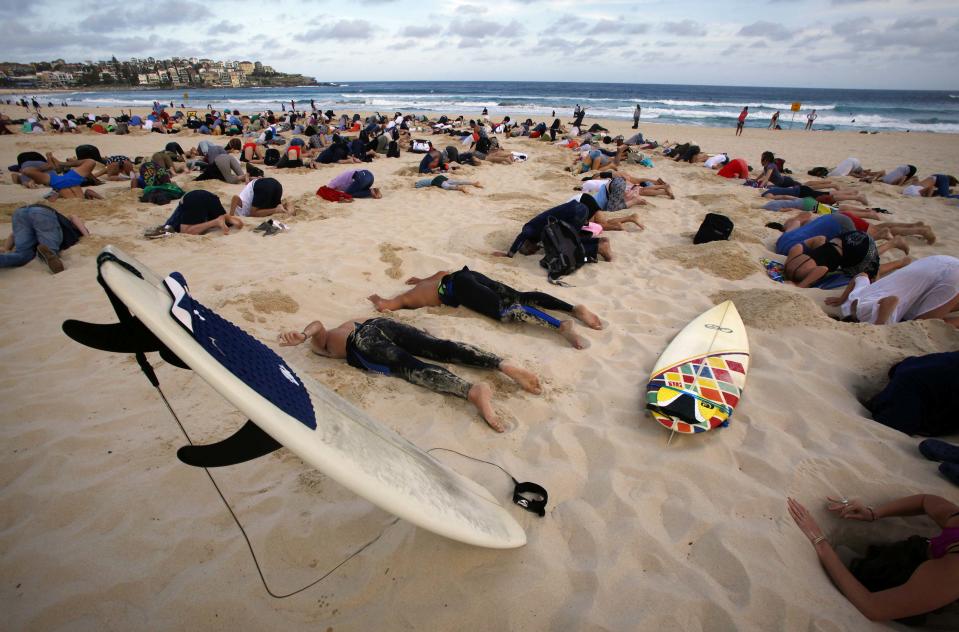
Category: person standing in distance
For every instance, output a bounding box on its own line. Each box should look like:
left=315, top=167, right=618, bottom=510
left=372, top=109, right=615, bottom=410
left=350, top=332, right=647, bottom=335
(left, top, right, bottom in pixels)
left=806, top=109, right=818, bottom=130
left=736, top=106, right=748, bottom=136
left=633, top=103, right=641, bottom=129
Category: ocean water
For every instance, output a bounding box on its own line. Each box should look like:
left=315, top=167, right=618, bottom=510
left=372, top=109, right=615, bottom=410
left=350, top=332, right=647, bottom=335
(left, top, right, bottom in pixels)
left=21, top=81, right=959, bottom=133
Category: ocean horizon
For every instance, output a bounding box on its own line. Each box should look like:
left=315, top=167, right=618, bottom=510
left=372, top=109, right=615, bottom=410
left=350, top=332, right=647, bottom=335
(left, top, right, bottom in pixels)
left=14, top=81, right=959, bottom=133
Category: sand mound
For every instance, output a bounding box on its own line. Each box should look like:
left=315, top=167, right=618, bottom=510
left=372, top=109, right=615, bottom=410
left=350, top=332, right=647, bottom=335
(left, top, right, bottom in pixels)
left=710, top=288, right=832, bottom=329
left=655, top=241, right=757, bottom=280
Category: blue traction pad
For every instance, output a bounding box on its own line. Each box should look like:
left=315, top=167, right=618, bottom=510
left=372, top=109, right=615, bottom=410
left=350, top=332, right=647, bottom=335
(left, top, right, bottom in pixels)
left=164, top=272, right=316, bottom=429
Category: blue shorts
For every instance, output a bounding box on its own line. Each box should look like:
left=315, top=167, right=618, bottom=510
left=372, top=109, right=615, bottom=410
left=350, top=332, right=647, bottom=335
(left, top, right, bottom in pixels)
left=49, top=169, right=85, bottom=191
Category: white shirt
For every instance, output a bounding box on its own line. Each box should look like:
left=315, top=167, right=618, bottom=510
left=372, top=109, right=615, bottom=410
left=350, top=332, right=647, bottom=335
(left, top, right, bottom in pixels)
left=704, top=154, right=727, bottom=169
left=236, top=179, right=257, bottom=216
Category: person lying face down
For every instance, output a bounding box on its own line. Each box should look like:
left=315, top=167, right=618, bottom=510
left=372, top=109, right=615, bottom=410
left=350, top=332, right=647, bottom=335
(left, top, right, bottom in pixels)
left=903, top=174, right=959, bottom=198
left=775, top=213, right=910, bottom=287
left=788, top=493, right=959, bottom=624
left=824, top=255, right=959, bottom=327
left=278, top=316, right=542, bottom=432
left=229, top=177, right=291, bottom=218
left=366, top=267, right=604, bottom=350
left=18, top=152, right=104, bottom=202
left=493, top=194, right=612, bottom=261
left=148, top=190, right=244, bottom=237
left=0, top=204, right=89, bottom=273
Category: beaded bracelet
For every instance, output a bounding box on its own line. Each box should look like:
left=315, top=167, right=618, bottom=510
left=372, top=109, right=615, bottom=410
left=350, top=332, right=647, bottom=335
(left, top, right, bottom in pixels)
left=812, top=535, right=826, bottom=546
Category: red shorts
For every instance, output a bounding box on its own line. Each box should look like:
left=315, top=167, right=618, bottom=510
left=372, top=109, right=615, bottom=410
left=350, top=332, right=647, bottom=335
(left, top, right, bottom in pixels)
left=840, top=211, right=869, bottom=232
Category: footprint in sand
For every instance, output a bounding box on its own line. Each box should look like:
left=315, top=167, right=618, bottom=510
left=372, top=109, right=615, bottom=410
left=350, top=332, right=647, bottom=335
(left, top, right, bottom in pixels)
left=379, top=242, right=412, bottom=279
left=486, top=192, right=550, bottom=204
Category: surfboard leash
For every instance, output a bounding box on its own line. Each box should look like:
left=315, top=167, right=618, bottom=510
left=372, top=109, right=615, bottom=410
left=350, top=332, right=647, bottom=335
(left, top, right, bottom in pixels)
left=154, top=383, right=401, bottom=599
left=72, top=253, right=402, bottom=599
left=427, top=448, right=549, bottom=517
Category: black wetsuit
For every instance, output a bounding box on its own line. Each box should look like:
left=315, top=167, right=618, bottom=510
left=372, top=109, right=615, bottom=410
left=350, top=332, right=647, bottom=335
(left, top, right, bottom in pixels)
left=438, top=267, right=574, bottom=329
left=345, top=318, right=500, bottom=399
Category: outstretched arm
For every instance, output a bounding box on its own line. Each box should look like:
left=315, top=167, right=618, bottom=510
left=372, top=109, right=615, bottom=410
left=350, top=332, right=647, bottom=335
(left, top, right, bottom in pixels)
left=824, top=274, right=866, bottom=306
left=789, top=497, right=959, bottom=622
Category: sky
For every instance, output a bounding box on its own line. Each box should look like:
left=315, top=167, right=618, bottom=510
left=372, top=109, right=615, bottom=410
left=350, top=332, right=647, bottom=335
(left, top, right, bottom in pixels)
left=2, top=0, right=958, bottom=90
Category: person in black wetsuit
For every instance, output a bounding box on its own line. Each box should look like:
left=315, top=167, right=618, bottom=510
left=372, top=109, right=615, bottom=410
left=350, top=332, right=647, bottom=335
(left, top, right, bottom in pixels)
left=278, top=317, right=541, bottom=432
left=366, top=267, right=603, bottom=349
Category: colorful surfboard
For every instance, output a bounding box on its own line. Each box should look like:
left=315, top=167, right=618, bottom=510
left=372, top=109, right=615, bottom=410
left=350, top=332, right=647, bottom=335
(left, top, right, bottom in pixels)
left=646, top=301, right=750, bottom=434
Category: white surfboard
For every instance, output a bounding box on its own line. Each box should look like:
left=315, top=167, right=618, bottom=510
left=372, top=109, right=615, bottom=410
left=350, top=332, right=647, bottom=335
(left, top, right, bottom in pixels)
left=645, top=301, right=750, bottom=434
left=79, top=246, right=526, bottom=549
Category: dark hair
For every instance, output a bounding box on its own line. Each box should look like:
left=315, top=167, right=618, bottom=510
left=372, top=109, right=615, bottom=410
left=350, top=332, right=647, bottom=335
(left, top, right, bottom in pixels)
left=603, top=136, right=612, bottom=144
left=761, top=151, right=775, bottom=164
left=906, top=165, right=917, bottom=178
left=947, top=175, right=958, bottom=186
left=225, top=138, right=242, bottom=151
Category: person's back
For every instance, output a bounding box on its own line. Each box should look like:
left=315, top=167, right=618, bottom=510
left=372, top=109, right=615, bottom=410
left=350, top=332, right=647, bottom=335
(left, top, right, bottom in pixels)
left=776, top=214, right=845, bottom=254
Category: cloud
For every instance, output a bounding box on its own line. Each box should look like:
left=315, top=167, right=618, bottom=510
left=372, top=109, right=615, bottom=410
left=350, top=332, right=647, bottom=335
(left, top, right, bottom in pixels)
left=663, top=19, right=705, bottom=36
left=400, top=24, right=436, bottom=37
left=78, top=1, right=211, bottom=32
left=302, top=19, right=374, bottom=40
left=738, top=21, right=793, bottom=40
left=586, top=18, right=648, bottom=36
left=447, top=17, right=523, bottom=40
left=890, top=16, right=936, bottom=29
left=208, top=20, right=243, bottom=35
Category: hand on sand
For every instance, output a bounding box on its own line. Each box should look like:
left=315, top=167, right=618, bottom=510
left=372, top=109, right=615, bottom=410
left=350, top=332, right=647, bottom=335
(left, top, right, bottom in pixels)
left=826, top=496, right=873, bottom=521
left=278, top=331, right=307, bottom=346
left=491, top=251, right=509, bottom=257
left=787, top=497, right=826, bottom=544
left=824, top=296, right=844, bottom=306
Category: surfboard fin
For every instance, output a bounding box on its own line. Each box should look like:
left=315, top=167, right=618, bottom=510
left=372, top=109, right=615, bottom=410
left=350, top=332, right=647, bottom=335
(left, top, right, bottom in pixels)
left=62, top=319, right=189, bottom=369
left=176, top=420, right=282, bottom=468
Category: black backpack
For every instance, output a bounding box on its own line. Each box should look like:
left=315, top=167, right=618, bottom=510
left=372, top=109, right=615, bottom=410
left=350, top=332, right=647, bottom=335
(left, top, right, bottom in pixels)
left=693, top=213, right=734, bottom=244
left=539, top=217, right=588, bottom=284
left=263, top=148, right=281, bottom=166
left=387, top=141, right=400, bottom=158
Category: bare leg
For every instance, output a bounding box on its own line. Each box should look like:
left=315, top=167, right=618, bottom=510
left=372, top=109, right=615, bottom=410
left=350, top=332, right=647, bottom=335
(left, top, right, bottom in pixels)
left=916, top=293, right=959, bottom=326
left=368, top=277, right=444, bottom=312
left=877, top=257, right=911, bottom=278
left=597, top=237, right=613, bottom=261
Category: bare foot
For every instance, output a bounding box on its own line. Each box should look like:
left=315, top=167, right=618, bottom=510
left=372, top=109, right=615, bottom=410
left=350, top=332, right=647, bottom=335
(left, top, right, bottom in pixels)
left=405, top=276, right=423, bottom=285
left=371, top=187, right=382, bottom=199
left=597, top=237, right=613, bottom=261
left=473, top=182, right=483, bottom=188
left=468, top=383, right=504, bottom=432
left=920, top=226, right=936, bottom=244
left=572, top=304, right=603, bottom=329
left=891, top=236, right=910, bottom=254
left=558, top=320, right=587, bottom=349
left=499, top=361, right=541, bottom=394
left=367, top=294, right=391, bottom=311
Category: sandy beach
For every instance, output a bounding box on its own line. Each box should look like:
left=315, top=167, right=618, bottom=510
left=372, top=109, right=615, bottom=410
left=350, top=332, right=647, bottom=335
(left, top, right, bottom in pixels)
left=1, top=104, right=957, bottom=631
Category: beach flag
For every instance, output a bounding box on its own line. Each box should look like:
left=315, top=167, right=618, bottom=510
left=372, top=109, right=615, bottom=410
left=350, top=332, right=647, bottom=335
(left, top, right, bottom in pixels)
left=789, top=102, right=802, bottom=128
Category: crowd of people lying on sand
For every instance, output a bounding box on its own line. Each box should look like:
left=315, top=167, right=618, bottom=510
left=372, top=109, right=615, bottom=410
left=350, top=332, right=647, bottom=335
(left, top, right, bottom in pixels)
left=1, top=102, right=958, bottom=624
